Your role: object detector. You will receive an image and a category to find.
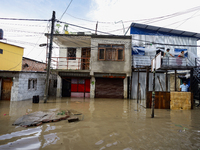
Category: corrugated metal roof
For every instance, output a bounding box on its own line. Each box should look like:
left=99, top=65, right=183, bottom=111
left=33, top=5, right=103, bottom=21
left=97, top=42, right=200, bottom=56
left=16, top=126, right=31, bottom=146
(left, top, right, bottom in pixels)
left=131, top=23, right=200, bottom=40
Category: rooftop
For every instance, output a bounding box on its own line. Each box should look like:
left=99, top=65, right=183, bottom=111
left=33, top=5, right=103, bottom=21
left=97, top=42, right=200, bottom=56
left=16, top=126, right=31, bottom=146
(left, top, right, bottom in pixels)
left=131, top=23, right=200, bottom=40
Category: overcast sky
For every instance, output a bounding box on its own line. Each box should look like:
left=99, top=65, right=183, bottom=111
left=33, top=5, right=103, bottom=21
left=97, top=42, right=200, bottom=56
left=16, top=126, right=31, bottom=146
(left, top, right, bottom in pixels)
left=1, top=0, right=200, bottom=62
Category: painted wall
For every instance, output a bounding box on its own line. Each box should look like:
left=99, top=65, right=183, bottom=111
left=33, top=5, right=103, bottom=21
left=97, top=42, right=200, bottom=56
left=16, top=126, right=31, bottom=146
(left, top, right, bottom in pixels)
left=0, top=42, right=24, bottom=71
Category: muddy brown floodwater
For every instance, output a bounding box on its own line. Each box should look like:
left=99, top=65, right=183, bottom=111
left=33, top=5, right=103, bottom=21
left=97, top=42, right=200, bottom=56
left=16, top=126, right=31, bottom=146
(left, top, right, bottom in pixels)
left=0, top=98, right=200, bottom=150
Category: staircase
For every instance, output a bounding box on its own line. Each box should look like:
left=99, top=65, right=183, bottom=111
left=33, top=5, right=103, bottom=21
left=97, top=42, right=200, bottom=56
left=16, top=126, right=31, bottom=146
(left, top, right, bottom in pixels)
left=191, top=57, right=200, bottom=105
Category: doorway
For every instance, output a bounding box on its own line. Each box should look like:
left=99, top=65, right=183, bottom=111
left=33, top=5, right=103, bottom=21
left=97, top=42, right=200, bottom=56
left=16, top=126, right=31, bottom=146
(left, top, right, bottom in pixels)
left=81, top=48, right=91, bottom=70
left=1, top=78, right=13, bottom=100
left=62, top=78, right=71, bottom=97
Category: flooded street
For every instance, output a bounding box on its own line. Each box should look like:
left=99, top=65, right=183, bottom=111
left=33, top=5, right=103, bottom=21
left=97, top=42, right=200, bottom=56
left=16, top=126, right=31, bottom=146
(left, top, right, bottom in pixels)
left=0, top=98, right=200, bottom=150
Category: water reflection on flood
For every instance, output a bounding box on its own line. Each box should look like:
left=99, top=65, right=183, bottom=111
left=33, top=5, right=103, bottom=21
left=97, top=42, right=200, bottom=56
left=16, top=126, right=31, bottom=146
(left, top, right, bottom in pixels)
left=0, top=98, right=200, bottom=149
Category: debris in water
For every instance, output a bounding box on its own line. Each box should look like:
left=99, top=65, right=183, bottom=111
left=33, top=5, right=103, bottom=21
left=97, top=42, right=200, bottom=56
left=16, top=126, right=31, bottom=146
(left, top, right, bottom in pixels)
left=68, top=116, right=79, bottom=123
left=95, top=140, right=104, bottom=145
left=13, top=109, right=82, bottom=127
left=175, top=124, right=183, bottom=127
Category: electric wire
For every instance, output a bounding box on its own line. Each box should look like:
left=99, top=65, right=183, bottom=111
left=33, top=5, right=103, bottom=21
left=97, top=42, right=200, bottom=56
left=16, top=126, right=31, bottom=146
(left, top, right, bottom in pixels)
left=0, top=18, right=50, bottom=21
left=60, top=0, right=73, bottom=20
left=175, top=10, right=200, bottom=29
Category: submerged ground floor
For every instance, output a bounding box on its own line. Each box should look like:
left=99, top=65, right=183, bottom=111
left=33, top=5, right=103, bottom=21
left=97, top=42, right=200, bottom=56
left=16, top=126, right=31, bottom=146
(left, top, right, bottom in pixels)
left=56, top=73, right=129, bottom=99
left=0, top=98, right=200, bottom=149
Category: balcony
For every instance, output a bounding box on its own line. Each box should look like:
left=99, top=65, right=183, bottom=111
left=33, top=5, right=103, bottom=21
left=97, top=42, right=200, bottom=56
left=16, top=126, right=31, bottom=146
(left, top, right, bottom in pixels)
left=132, top=55, right=195, bottom=70
left=51, top=57, right=90, bottom=70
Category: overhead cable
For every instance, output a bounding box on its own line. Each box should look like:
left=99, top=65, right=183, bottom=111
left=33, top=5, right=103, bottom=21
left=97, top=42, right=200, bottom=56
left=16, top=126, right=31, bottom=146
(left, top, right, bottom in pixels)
left=60, top=0, right=73, bottom=20
left=0, top=18, right=50, bottom=21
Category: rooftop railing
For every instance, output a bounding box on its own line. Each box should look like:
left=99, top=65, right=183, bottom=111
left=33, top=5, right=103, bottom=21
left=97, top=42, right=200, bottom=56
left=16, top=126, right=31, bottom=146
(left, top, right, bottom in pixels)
left=51, top=57, right=90, bottom=70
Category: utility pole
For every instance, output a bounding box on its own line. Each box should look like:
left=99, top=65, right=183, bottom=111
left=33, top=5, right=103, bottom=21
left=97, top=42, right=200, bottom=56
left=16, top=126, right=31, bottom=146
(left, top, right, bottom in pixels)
left=95, top=21, right=98, bottom=35
left=151, top=69, right=155, bottom=118
left=44, top=11, right=55, bottom=103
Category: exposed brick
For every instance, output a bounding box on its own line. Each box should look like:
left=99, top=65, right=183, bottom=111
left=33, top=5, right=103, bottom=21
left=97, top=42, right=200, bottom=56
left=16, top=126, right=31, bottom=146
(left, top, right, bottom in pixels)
left=22, top=57, right=46, bottom=72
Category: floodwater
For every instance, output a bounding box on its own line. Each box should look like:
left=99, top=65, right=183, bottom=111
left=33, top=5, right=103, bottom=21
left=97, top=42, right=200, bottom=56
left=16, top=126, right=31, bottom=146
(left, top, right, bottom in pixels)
left=0, top=98, right=200, bottom=150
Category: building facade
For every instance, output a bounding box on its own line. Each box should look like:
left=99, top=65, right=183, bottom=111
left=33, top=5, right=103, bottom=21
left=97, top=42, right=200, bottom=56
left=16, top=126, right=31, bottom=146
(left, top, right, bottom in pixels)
left=0, top=42, right=56, bottom=101
left=52, top=34, right=132, bottom=99
left=0, top=71, right=57, bottom=101
left=130, top=23, right=200, bottom=100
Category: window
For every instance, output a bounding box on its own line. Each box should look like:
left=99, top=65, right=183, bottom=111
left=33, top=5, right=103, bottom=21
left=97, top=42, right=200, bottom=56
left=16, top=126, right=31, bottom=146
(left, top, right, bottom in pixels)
left=33, top=79, right=37, bottom=89
left=0, top=49, right=3, bottom=54
left=99, top=49, right=105, bottom=60
left=67, top=48, right=76, bottom=60
left=98, top=44, right=124, bottom=61
left=28, top=79, right=31, bottom=89
left=118, top=49, right=123, bottom=60
left=28, top=79, right=37, bottom=90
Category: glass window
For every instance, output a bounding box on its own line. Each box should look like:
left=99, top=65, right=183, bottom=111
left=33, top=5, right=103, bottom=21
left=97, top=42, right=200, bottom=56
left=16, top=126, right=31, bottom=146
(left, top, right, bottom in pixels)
left=99, top=44, right=111, bottom=48
left=98, top=44, right=124, bottom=61
left=0, top=49, right=3, bottom=54
left=118, top=49, right=123, bottom=60
left=67, top=48, right=76, bottom=60
left=112, top=45, right=124, bottom=48
left=99, top=49, right=105, bottom=59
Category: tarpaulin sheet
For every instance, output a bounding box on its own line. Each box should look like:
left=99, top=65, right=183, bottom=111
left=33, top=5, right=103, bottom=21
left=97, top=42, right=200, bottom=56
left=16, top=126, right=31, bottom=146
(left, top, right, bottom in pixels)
left=13, top=109, right=82, bottom=127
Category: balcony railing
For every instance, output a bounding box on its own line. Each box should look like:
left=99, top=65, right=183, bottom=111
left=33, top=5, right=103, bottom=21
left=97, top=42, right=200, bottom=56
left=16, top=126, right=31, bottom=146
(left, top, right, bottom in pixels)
left=162, top=57, right=187, bottom=67
left=132, top=55, right=196, bottom=69
left=51, top=57, right=90, bottom=70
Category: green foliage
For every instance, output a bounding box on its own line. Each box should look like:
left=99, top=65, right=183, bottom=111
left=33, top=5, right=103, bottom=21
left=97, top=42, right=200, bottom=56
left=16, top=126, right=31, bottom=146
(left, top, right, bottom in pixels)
left=57, top=110, right=66, bottom=115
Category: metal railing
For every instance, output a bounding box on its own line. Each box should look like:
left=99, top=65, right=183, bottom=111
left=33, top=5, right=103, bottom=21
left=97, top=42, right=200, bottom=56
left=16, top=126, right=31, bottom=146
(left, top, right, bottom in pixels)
left=162, top=57, right=187, bottom=67
left=132, top=55, right=196, bottom=68
left=51, top=57, right=90, bottom=70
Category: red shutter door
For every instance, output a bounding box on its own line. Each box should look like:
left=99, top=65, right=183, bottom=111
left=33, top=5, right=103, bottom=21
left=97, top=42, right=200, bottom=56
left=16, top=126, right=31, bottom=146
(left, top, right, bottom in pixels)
left=95, top=78, right=123, bottom=98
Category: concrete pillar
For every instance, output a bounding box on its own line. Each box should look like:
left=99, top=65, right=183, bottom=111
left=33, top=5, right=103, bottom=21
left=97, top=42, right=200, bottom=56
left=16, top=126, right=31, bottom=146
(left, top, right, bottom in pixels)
left=11, top=77, right=19, bottom=101
left=56, top=75, right=62, bottom=97
left=124, top=76, right=128, bottom=99
left=90, top=76, right=95, bottom=98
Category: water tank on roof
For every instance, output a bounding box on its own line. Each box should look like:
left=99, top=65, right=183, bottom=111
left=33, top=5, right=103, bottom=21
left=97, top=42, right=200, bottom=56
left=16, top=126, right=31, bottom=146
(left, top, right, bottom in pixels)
left=0, top=29, right=3, bottom=40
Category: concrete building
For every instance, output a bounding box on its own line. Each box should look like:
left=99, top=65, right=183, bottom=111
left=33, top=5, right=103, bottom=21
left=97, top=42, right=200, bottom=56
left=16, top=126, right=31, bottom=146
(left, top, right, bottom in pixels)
left=0, top=42, right=56, bottom=101
left=0, top=71, right=57, bottom=101
left=51, top=34, right=132, bottom=99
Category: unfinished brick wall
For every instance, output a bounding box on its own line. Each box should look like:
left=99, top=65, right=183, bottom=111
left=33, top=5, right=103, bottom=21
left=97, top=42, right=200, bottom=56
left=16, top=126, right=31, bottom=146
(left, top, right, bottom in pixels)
left=22, top=57, right=46, bottom=72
